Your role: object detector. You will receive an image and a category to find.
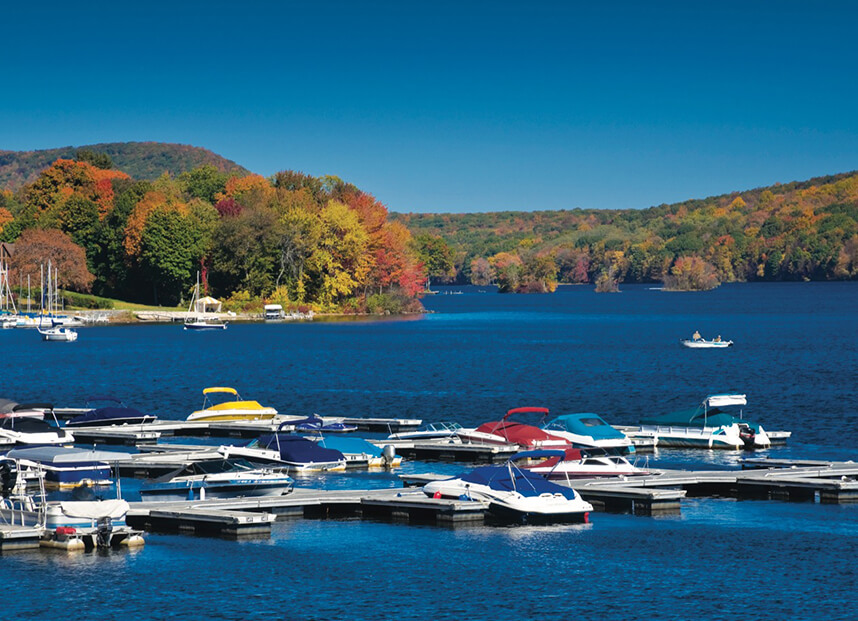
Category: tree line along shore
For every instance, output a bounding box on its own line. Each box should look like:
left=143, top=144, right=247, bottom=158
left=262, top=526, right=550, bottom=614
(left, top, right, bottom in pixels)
left=1, top=148, right=857, bottom=310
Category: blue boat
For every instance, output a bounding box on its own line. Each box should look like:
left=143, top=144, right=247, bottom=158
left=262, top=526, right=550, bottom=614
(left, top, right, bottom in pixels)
left=220, top=433, right=347, bottom=472
left=4, top=446, right=130, bottom=488
left=293, top=414, right=357, bottom=433
left=67, top=396, right=157, bottom=427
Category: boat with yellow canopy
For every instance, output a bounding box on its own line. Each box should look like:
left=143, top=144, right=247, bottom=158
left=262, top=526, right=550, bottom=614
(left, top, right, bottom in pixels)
left=186, top=387, right=278, bottom=422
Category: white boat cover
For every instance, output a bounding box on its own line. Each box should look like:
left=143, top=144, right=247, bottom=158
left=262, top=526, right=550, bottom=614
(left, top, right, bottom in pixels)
left=706, top=394, right=747, bottom=407
left=58, top=499, right=129, bottom=519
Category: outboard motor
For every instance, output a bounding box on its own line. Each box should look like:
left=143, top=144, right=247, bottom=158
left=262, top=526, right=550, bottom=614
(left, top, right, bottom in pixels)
left=738, top=424, right=756, bottom=449
left=381, top=444, right=396, bottom=467
left=96, top=516, right=113, bottom=548
left=0, top=460, right=14, bottom=498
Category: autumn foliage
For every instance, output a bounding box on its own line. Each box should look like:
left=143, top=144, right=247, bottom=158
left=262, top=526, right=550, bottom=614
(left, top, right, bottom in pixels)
left=10, top=228, right=94, bottom=291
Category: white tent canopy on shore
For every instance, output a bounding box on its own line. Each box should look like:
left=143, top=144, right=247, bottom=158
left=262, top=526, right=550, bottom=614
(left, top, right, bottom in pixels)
left=194, top=296, right=222, bottom=313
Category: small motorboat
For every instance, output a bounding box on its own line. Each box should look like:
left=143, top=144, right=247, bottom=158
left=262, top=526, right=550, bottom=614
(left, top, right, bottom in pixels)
left=422, top=463, right=593, bottom=524
left=638, top=394, right=772, bottom=449
left=541, top=412, right=636, bottom=454
left=313, top=436, right=401, bottom=468
left=680, top=336, right=733, bottom=348
left=457, top=407, right=570, bottom=449
left=509, top=448, right=650, bottom=480
left=293, top=414, right=357, bottom=433
left=387, top=421, right=462, bottom=441
left=67, top=395, right=158, bottom=427
left=219, top=432, right=347, bottom=473
left=187, top=387, right=278, bottom=422
left=140, top=459, right=294, bottom=501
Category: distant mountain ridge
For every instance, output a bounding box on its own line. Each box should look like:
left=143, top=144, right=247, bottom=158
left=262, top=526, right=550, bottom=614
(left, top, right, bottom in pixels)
left=0, top=141, right=250, bottom=189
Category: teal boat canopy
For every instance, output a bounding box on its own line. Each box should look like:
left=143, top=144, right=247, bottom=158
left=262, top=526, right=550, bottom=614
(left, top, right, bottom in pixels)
left=640, top=394, right=755, bottom=429
left=543, top=413, right=626, bottom=441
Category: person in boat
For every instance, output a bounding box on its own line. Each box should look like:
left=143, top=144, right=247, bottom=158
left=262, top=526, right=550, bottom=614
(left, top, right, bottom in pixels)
left=715, top=335, right=721, bottom=342
left=692, top=330, right=701, bottom=341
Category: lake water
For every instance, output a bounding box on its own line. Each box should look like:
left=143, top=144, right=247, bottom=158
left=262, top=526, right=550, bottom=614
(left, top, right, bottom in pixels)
left=2, top=283, right=857, bottom=620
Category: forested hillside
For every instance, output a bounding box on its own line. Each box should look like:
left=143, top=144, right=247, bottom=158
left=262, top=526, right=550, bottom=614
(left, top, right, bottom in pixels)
left=0, top=158, right=424, bottom=312
left=0, top=142, right=249, bottom=190
left=394, top=171, right=858, bottom=291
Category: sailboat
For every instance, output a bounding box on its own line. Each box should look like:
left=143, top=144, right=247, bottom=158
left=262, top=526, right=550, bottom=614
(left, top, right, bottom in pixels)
left=37, top=262, right=78, bottom=342
left=184, top=272, right=227, bottom=331
left=0, top=256, right=19, bottom=329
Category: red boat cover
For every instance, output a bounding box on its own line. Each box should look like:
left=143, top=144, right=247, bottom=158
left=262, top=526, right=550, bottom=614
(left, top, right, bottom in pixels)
left=475, top=420, right=565, bottom=447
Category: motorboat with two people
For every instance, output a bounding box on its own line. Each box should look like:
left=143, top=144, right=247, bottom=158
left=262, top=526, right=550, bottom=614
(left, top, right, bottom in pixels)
left=139, top=459, right=294, bottom=501
left=219, top=426, right=347, bottom=473
left=681, top=330, right=733, bottom=348
left=541, top=412, right=636, bottom=455
left=638, top=393, right=774, bottom=449
left=293, top=414, right=358, bottom=433
left=422, top=461, right=594, bottom=524
left=312, top=436, right=401, bottom=469
left=66, top=395, right=158, bottom=427
left=456, top=407, right=571, bottom=449
left=508, top=448, right=651, bottom=481
left=387, top=421, right=463, bottom=441
left=186, top=387, right=278, bottom=422
left=184, top=272, right=227, bottom=330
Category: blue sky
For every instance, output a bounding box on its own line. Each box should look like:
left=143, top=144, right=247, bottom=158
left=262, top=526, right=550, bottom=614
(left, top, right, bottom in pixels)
left=2, top=1, right=857, bottom=212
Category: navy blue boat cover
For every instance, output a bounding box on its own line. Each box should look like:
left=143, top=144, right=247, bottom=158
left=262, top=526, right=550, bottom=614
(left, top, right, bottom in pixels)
left=69, top=406, right=149, bottom=425
left=458, top=465, right=577, bottom=499
left=256, top=434, right=345, bottom=462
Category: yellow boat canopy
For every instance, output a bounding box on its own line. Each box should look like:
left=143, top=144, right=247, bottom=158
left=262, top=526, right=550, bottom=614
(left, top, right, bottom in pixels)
left=203, top=387, right=238, bottom=396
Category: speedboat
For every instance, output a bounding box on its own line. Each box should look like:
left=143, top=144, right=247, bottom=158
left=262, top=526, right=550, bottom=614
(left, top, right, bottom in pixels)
left=293, top=414, right=357, bottom=433
left=680, top=338, right=733, bottom=348
left=313, top=436, right=401, bottom=468
left=639, top=394, right=771, bottom=449
left=140, top=459, right=294, bottom=501
left=422, top=463, right=593, bottom=524
left=509, top=448, right=650, bottom=480
left=67, top=395, right=158, bottom=427
left=186, top=387, right=278, bottom=422
left=456, top=407, right=570, bottom=449
left=0, top=412, right=75, bottom=446
left=219, top=432, right=347, bottom=473
left=4, top=446, right=127, bottom=488
left=387, top=421, right=463, bottom=440
left=541, top=412, right=636, bottom=454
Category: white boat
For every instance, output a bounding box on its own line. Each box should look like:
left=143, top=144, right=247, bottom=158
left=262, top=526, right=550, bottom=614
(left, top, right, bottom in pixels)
left=184, top=272, right=227, bottom=330
left=219, top=432, right=347, bottom=473
left=509, top=448, right=650, bottom=480
left=186, top=387, right=278, bottom=422
left=422, top=462, right=593, bottom=524
left=639, top=394, right=771, bottom=449
left=541, top=412, right=636, bottom=454
left=36, top=262, right=78, bottom=341
left=0, top=412, right=75, bottom=446
left=140, top=459, right=294, bottom=501
left=681, top=339, right=732, bottom=348
left=38, top=326, right=78, bottom=342
left=387, top=421, right=463, bottom=441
